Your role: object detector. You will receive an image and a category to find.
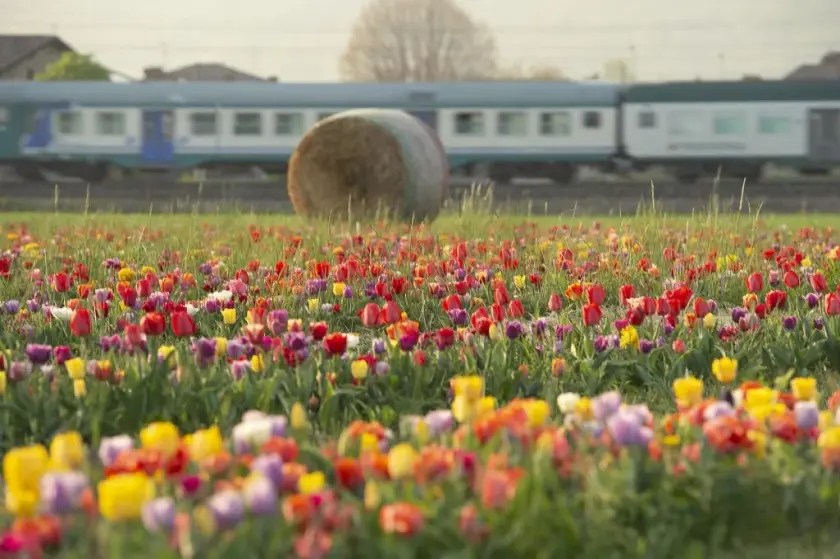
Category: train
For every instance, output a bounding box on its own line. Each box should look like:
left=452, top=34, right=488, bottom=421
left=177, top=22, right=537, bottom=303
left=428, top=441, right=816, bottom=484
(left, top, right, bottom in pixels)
left=0, top=79, right=838, bottom=184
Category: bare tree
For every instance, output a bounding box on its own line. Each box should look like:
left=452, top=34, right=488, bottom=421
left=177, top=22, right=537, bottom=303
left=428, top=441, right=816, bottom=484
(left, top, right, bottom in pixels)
left=495, top=62, right=567, bottom=81
left=340, top=0, right=498, bottom=82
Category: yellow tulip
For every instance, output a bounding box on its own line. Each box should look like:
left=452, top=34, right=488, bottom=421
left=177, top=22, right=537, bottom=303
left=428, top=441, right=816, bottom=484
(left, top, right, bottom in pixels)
left=64, top=358, right=85, bottom=381
left=298, top=472, right=325, bottom=494
left=673, top=377, right=704, bottom=408
left=73, top=379, right=87, bottom=398
left=791, top=377, right=817, bottom=401
left=5, top=488, right=39, bottom=517
left=350, top=360, right=369, bottom=381
left=189, top=426, right=224, bottom=462
left=97, top=473, right=155, bottom=522
left=49, top=431, right=85, bottom=471
left=450, top=376, right=483, bottom=402
left=3, top=445, right=49, bottom=494
left=214, top=337, right=228, bottom=357
left=221, top=308, right=237, bottom=325
left=522, top=400, right=550, bottom=428
left=711, top=357, right=738, bottom=384
left=332, top=282, right=346, bottom=297
left=139, top=422, right=180, bottom=458
left=117, top=267, right=136, bottom=282
left=387, top=443, right=418, bottom=480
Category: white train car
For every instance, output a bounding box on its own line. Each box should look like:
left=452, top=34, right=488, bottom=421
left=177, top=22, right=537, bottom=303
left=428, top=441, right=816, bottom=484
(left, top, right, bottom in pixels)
left=622, top=80, right=840, bottom=183
left=0, top=81, right=624, bottom=184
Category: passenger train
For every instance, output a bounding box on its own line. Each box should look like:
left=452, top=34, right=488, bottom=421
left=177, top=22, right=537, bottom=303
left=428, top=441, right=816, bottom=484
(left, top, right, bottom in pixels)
left=0, top=79, right=837, bottom=184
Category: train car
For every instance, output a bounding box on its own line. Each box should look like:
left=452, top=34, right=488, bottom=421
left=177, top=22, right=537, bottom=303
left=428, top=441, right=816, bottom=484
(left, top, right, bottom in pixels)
left=622, top=80, right=840, bottom=183
left=0, top=81, right=623, bottom=184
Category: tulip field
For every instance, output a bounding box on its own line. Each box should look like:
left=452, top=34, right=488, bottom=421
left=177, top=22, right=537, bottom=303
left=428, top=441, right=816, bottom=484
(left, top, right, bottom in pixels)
left=5, top=207, right=840, bottom=557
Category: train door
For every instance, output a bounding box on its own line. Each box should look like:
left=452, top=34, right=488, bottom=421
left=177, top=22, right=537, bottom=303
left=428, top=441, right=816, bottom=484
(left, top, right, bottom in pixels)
left=808, top=109, right=840, bottom=163
left=408, top=110, right=438, bottom=132
left=141, top=110, right=175, bottom=164
left=20, top=108, right=53, bottom=152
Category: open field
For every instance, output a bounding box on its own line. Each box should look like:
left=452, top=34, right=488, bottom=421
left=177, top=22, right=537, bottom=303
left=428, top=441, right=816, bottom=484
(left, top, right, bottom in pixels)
left=3, top=176, right=840, bottom=215
left=4, top=206, right=840, bottom=556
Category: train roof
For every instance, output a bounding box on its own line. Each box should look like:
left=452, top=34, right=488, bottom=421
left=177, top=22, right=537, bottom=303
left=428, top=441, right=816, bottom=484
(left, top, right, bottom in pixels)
left=624, top=79, right=840, bottom=103
left=0, top=81, right=624, bottom=108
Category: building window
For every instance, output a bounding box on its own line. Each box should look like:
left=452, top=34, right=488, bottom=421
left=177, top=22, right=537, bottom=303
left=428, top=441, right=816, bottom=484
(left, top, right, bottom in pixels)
left=190, top=112, right=217, bottom=136
left=713, top=112, right=746, bottom=135
left=57, top=111, right=83, bottom=135
left=539, top=112, right=571, bottom=136
left=583, top=111, right=601, bottom=129
left=496, top=111, right=528, bottom=136
left=454, top=112, right=485, bottom=135
left=234, top=112, right=262, bottom=136
left=96, top=112, right=126, bottom=136
left=275, top=113, right=304, bottom=135
left=758, top=116, right=790, bottom=134
left=638, top=111, right=656, bottom=128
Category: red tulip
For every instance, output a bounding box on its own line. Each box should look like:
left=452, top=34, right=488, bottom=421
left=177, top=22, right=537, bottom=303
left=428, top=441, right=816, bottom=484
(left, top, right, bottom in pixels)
left=618, top=284, right=635, bottom=306
left=692, top=298, right=709, bottom=317
left=783, top=270, right=800, bottom=289
left=586, top=284, right=605, bottom=305
left=810, top=272, right=827, bottom=292
left=764, top=290, right=787, bottom=311
left=825, top=293, right=840, bottom=316
left=136, top=278, right=152, bottom=298
left=745, top=272, right=763, bottom=293
left=441, top=294, right=462, bottom=312
left=70, top=308, right=92, bottom=337
left=309, top=322, right=328, bottom=341
left=508, top=300, right=525, bottom=318
left=51, top=271, right=73, bottom=293
left=360, top=303, right=381, bottom=327
left=582, top=303, right=602, bottom=327
left=323, top=333, right=348, bottom=356
left=170, top=311, right=196, bottom=337
left=547, top=294, right=563, bottom=312
left=141, top=312, right=166, bottom=336
left=380, top=301, right=402, bottom=325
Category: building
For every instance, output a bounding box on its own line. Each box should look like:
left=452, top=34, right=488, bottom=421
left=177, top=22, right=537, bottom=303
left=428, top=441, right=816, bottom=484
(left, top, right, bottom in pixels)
left=0, top=34, right=74, bottom=80
left=786, top=51, right=840, bottom=80
left=143, top=63, right=275, bottom=82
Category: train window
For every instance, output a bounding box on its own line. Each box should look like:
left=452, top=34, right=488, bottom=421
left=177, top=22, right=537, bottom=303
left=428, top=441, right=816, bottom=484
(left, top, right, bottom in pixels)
left=454, top=112, right=485, bottom=135
left=583, top=111, right=601, bottom=129
left=496, top=112, right=528, bottom=136
left=758, top=116, right=790, bottom=135
left=234, top=112, right=262, bottom=136
left=713, top=112, right=746, bottom=136
left=638, top=111, right=656, bottom=129
left=96, top=112, right=126, bottom=136
left=0, top=107, right=7, bottom=124
left=276, top=113, right=304, bottom=135
left=57, top=111, right=83, bottom=135
left=667, top=111, right=705, bottom=136
left=539, top=112, right=570, bottom=136
left=190, top=112, right=217, bottom=136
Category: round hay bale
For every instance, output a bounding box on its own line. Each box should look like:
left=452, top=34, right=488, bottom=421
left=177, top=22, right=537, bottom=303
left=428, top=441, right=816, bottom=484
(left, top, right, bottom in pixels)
left=287, top=109, right=449, bottom=222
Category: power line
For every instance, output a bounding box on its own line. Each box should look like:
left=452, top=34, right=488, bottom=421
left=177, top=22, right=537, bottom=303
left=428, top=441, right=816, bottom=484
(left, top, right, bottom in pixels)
left=1, top=18, right=836, bottom=35
left=34, top=40, right=834, bottom=55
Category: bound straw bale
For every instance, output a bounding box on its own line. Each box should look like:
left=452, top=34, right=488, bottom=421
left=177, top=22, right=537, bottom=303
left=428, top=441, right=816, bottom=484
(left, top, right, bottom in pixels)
left=287, top=109, right=449, bottom=222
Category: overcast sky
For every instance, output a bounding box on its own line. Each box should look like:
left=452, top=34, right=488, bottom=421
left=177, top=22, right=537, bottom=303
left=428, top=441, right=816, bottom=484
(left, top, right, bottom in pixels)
left=1, top=0, right=836, bottom=82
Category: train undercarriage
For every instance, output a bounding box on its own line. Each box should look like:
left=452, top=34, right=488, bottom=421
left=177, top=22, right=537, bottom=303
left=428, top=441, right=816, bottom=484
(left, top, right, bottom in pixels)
left=1, top=158, right=834, bottom=185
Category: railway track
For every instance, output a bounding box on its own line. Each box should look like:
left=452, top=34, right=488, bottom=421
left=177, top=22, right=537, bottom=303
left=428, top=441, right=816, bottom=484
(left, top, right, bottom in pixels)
left=0, top=178, right=838, bottom=214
